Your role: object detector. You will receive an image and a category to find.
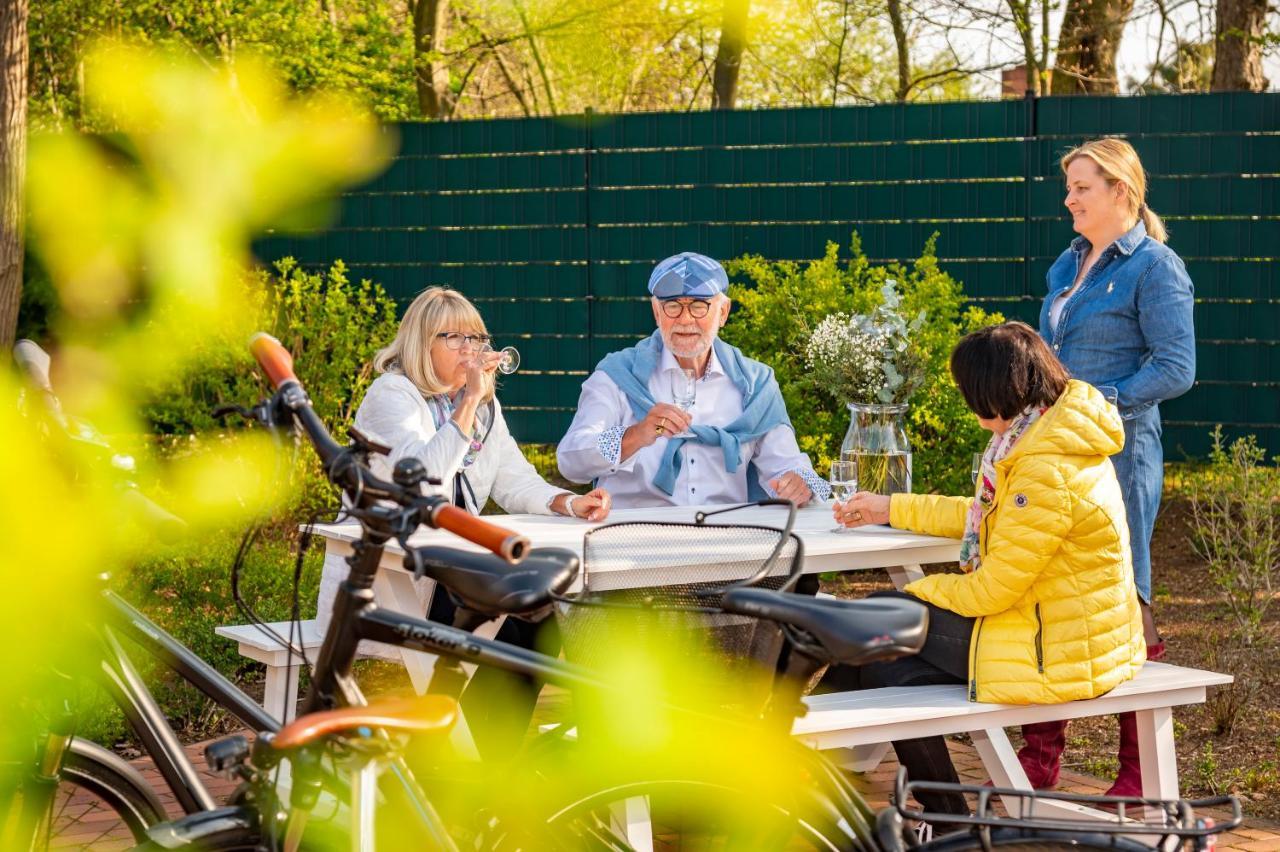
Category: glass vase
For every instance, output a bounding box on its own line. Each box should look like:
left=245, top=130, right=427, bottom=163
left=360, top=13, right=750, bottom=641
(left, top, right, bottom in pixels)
left=840, top=402, right=912, bottom=495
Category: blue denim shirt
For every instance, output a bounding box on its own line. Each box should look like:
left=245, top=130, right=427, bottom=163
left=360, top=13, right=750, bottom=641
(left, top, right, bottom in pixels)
left=1038, top=221, right=1196, bottom=420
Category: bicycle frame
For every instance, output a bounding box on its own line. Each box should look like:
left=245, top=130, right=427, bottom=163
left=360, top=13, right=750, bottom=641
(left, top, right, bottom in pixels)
left=89, top=587, right=282, bottom=815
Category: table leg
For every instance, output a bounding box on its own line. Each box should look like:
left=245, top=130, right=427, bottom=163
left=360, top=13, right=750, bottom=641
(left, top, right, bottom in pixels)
left=971, top=728, right=1120, bottom=824
left=886, top=564, right=925, bottom=590
left=832, top=743, right=892, bottom=773
left=1136, top=707, right=1179, bottom=823
left=970, top=728, right=1034, bottom=818
left=371, top=570, right=439, bottom=694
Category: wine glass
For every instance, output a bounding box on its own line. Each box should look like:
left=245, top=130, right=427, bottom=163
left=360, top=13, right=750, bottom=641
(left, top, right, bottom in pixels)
left=828, top=459, right=858, bottom=533
left=670, top=368, right=696, bottom=435
left=480, top=343, right=521, bottom=375
left=970, top=452, right=983, bottom=486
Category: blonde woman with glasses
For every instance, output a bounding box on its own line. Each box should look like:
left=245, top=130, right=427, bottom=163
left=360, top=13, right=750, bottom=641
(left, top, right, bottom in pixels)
left=316, top=286, right=610, bottom=758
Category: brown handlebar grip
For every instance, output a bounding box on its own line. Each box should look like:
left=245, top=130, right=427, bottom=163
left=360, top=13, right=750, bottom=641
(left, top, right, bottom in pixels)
left=431, top=504, right=530, bottom=563
left=249, top=333, right=298, bottom=389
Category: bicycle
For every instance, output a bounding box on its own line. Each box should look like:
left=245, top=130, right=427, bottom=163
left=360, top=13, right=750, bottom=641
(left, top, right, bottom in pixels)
left=3, top=339, right=521, bottom=850
left=130, top=333, right=1241, bottom=851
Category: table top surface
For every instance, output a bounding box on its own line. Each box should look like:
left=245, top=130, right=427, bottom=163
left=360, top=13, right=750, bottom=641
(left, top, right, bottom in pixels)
left=311, top=501, right=960, bottom=568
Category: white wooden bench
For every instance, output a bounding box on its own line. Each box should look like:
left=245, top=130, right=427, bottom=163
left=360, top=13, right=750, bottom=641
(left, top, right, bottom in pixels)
left=215, top=620, right=324, bottom=723
left=794, top=661, right=1232, bottom=823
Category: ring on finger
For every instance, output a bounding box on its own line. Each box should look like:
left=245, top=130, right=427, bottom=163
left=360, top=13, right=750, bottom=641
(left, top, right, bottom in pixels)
left=852, top=511, right=863, bottom=521
left=656, top=424, right=665, bottom=435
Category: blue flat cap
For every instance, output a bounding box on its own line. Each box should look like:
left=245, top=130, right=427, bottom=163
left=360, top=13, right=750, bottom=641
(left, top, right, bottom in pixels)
left=647, top=252, right=729, bottom=299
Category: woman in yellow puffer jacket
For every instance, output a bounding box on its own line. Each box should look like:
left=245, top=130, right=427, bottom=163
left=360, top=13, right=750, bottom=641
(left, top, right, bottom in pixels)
left=832, top=321, right=1146, bottom=818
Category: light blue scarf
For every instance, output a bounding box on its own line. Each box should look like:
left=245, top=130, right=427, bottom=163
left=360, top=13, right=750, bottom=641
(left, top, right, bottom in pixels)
left=597, top=330, right=792, bottom=499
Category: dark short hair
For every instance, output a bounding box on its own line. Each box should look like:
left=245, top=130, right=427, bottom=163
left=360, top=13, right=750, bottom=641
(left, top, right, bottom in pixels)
left=950, top=322, right=1071, bottom=420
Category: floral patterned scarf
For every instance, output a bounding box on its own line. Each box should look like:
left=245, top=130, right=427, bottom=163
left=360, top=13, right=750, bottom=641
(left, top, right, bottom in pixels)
left=958, top=405, right=1048, bottom=570
left=427, top=392, right=485, bottom=469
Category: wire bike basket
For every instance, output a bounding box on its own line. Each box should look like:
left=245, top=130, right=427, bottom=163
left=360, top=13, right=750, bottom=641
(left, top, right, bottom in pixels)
left=551, top=500, right=804, bottom=704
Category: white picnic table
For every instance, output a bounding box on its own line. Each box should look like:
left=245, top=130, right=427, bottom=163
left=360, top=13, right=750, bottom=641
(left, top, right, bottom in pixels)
left=310, top=499, right=961, bottom=691
left=305, top=500, right=1226, bottom=834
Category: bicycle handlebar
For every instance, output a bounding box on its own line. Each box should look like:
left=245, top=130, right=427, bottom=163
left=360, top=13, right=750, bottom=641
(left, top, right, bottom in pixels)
left=248, top=333, right=298, bottom=390
left=248, top=333, right=529, bottom=563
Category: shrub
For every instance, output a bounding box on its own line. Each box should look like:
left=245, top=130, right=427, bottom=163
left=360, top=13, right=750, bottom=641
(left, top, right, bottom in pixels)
left=142, top=257, right=400, bottom=515
left=723, top=233, right=1002, bottom=495
left=1185, top=426, right=1280, bottom=645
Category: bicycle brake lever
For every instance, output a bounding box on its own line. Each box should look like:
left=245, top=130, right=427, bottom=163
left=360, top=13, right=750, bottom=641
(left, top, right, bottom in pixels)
left=211, top=404, right=256, bottom=422
left=347, top=426, right=393, bottom=457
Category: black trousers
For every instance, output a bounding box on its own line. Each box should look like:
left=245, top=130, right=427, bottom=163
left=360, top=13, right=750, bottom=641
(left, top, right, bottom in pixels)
left=426, top=589, right=559, bottom=761
left=820, top=590, right=975, bottom=817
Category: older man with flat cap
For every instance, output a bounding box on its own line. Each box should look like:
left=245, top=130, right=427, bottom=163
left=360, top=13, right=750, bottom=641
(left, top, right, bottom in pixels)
left=558, top=252, right=828, bottom=510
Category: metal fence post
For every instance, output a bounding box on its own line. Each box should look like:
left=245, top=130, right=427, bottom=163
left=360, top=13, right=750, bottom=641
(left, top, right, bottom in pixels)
left=583, top=107, right=595, bottom=368
left=1023, top=90, right=1038, bottom=302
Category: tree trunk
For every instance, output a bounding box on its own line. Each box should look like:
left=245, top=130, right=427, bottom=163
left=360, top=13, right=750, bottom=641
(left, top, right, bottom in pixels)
left=886, top=0, right=910, bottom=101
left=1006, top=0, right=1042, bottom=95
left=711, top=0, right=749, bottom=109
left=1050, top=0, right=1135, bottom=93
left=0, top=0, right=27, bottom=349
left=1211, top=0, right=1269, bottom=91
left=413, top=0, right=456, bottom=119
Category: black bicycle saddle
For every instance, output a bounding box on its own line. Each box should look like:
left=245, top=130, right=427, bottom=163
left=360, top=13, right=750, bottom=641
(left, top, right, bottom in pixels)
left=405, top=545, right=580, bottom=618
left=720, top=588, right=929, bottom=668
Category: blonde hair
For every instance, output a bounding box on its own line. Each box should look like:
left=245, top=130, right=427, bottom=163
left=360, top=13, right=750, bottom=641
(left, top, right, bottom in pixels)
left=372, top=287, right=496, bottom=403
left=1060, top=137, right=1167, bottom=244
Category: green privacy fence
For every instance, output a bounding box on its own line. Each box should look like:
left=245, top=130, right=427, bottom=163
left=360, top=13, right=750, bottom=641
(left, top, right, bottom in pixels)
left=257, top=92, right=1280, bottom=454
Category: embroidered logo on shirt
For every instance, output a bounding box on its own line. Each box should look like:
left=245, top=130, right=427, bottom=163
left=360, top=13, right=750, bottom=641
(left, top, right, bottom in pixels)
left=1014, top=493, right=1029, bottom=507
left=1106, top=281, right=1115, bottom=294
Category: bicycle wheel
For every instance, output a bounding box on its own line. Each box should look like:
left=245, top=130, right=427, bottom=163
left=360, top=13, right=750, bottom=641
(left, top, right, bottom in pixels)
left=496, top=777, right=856, bottom=851
left=921, top=826, right=1157, bottom=850
left=35, top=738, right=167, bottom=850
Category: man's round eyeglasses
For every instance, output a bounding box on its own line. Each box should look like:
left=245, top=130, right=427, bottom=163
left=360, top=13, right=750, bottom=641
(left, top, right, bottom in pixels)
left=436, top=332, right=493, bottom=350
left=660, top=299, right=712, bottom=319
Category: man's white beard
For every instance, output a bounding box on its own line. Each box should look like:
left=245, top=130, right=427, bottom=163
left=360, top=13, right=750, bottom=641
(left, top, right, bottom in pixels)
left=662, top=325, right=715, bottom=359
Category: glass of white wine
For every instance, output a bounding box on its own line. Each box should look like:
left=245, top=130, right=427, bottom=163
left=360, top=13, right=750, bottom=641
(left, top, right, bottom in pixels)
left=670, top=368, right=696, bottom=436
left=828, top=459, right=858, bottom=533
left=480, top=342, right=521, bottom=375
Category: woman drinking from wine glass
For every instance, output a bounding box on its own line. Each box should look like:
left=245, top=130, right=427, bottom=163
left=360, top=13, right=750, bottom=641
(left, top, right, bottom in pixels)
left=315, top=286, right=611, bottom=758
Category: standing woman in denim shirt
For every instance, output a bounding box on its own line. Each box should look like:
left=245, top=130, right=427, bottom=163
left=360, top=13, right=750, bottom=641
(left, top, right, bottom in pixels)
left=1018, top=137, right=1196, bottom=799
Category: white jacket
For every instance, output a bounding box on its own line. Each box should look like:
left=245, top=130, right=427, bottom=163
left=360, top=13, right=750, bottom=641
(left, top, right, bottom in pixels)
left=353, top=372, right=567, bottom=515
left=316, top=371, right=568, bottom=656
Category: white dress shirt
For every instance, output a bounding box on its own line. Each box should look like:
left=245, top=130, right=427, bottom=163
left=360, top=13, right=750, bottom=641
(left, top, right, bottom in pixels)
left=557, top=345, right=827, bottom=509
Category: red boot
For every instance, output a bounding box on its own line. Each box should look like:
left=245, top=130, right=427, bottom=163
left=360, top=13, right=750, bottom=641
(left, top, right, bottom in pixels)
left=1105, top=641, right=1164, bottom=799
left=1016, top=720, right=1068, bottom=789
left=1105, top=711, right=1143, bottom=798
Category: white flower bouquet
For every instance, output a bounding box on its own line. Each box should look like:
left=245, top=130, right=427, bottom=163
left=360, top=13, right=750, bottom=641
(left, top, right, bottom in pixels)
left=803, top=281, right=926, bottom=405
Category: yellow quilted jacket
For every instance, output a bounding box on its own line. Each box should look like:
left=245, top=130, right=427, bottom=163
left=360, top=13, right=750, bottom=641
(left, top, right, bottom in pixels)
left=893, top=380, right=1146, bottom=704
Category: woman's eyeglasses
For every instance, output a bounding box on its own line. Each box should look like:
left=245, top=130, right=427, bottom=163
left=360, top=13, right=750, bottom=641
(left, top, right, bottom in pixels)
left=436, top=332, right=493, bottom=350
left=660, top=299, right=712, bottom=319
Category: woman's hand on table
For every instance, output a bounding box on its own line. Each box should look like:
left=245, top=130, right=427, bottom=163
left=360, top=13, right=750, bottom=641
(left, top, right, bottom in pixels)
left=554, top=488, right=612, bottom=522
left=833, top=491, right=891, bottom=528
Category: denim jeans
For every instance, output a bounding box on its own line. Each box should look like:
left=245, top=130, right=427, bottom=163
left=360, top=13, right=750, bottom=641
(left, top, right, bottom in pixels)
left=1111, top=408, right=1162, bottom=602
left=821, top=590, right=975, bottom=817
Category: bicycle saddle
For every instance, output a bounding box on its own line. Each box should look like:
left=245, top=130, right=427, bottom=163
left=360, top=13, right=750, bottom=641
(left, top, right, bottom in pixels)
left=719, top=588, right=928, bottom=667
left=271, top=695, right=459, bottom=749
left=406, top=545, right=580, bottom=618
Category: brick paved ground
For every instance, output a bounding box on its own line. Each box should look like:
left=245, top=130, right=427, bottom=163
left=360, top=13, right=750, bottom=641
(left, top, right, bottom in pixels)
left=47, top=733, right=1280, bottom=849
